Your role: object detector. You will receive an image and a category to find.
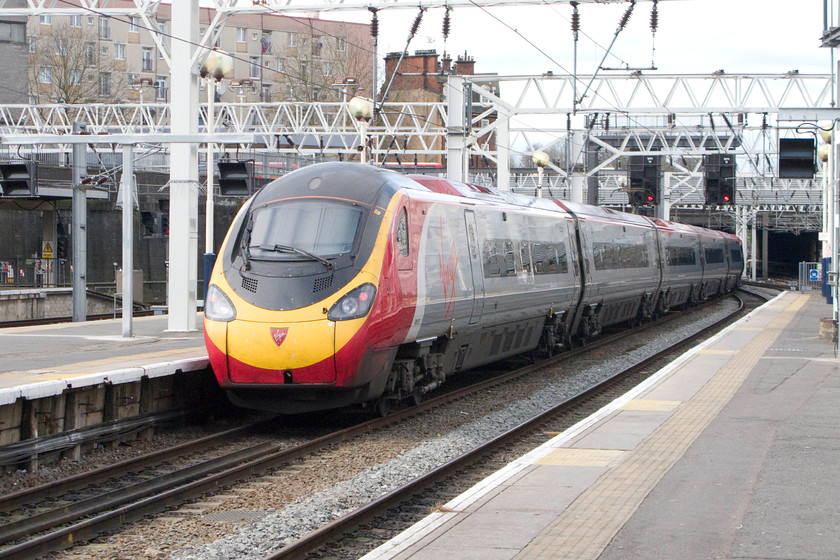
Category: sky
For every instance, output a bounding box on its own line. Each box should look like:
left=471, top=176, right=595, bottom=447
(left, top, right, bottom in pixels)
left=325, top=0, right=831, bottom=77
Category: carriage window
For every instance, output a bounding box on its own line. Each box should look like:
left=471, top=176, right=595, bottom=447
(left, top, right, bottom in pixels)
left=483, top=239, right=567, bottom=277
left=592, top=242, right=650, bottom=270
left=705, top=247, right=725, bottom=264
left=483, top=240, right=501, bottom=277
left=666, top=246, right=696, bottom=267
left=396, top=207, right=409, bottom=257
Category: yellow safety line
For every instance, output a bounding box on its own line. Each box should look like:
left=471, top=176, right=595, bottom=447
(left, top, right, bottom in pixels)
left=516, top=294, right=809, bottom=560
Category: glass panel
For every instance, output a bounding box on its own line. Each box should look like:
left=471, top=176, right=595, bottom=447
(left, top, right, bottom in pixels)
left=248, top=200, right=363, bottom=259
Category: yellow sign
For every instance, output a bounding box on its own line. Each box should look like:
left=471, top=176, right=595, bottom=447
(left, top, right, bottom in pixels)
left=42, top=242, right=54, bottom=259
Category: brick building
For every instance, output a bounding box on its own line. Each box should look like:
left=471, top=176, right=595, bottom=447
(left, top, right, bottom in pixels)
left=26, top=1, right=373, bottom=105
left=381, top=49, right=497, bottom=170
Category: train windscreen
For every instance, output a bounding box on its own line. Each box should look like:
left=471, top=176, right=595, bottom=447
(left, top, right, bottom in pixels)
left=248, top=200, right=363, bottom=259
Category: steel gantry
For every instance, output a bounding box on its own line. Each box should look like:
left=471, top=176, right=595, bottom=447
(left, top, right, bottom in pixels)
left=0, top=0, right=832, bottom=331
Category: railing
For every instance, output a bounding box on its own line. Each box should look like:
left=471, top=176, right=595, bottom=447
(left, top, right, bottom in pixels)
left=0, top=258, right=71, bottom=288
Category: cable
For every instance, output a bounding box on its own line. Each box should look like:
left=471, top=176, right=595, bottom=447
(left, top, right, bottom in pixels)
left=378, top=7, right=425, bottom=112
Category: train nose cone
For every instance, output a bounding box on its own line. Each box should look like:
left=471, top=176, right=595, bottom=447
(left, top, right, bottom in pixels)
left=226, top=319, right=337, bottom=384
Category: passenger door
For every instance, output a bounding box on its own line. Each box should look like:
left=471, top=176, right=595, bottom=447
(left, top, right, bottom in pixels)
left=464, top=209, right=485, bottom=325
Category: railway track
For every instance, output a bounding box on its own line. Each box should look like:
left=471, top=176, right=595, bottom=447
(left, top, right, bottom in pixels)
left=0, top=290, right=768, bottom=559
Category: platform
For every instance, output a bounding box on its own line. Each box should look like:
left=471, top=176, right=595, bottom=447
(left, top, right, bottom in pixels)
left=0, top=315, right=210, bottom=449
left=0, top=314, right=207, bottom=404
left=363, top=291, right=839, bottom=560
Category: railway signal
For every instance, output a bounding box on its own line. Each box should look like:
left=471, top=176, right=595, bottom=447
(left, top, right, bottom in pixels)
left=704, top=153, right=736, bottom=205
left=0, top=162, right=38, bottom=197
left=778, top=138, right=815, bottom=179
left=628, top=155, right=660, bottom=206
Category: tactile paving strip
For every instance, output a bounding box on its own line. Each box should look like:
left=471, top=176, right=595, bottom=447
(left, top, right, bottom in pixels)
left=516, top=294, right=808, bottom=560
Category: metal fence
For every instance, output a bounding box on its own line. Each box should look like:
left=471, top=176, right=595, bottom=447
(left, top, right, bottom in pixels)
left=798, top=261, right=822, bottom=292
left=0, top=258, right=71, bottom=288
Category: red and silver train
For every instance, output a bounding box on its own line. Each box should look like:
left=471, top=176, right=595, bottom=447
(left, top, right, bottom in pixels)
left=204, top=162, right=743, bottom=414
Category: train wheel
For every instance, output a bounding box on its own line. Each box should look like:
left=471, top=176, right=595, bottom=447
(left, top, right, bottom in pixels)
left=374, top=398, right=390, bottom=417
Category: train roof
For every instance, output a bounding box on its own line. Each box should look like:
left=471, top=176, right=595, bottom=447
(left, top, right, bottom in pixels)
left=554, top=200, right=654, bottom=228
left=406, top=174, right=570, bottom=214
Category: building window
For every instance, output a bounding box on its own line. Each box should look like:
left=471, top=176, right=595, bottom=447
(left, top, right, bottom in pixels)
left=337, top=36, right=347, bottom=53
left=155, top=76, right=167, bottom=101
left=70, top=15, right=82, bottom=28
left=288, top=33, right=296, bottom=48
left=142, top=47, right=154, bottom=71
left=261, top=32, right=272, bottom=54
left=236, top=27, right=246, bottom=43
left=70, top=69, right=81, bottom=86
left=101, top=45, right=108, bottom=56
left=87, top=16, right=94, bottom=26
left=99, top=72, right=111, bottom=96
left=39, top=15, right=51, bottom=25
left=84, top=42, right=96, bottom=66
left=250, top=57, right=260, bottom=78
left=128, top=16, right=139, bottom=33
left=99, top=18, right=110, bottom=40
left=261, top=84, right=271, bottom=102
left=54, top=38, right=66, bottom=56
left=127, top=73, right=139, bottom=85
left=39, top=67, right=51, bottom=84
left=28, top=36, right=36, bottom=53
left=114, top=42, right=125, bottom=60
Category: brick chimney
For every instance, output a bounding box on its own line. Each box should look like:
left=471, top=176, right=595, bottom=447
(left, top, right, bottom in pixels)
left=454, top=53, right=475, bottom=75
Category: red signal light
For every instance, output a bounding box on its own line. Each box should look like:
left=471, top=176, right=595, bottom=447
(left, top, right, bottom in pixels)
left=647, top=195, right=654, bottom=202
left=723, top=195, right=730, bottom=202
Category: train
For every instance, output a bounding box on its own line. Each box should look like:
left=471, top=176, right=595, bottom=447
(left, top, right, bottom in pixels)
left=204, top=162, right=744, bottom=415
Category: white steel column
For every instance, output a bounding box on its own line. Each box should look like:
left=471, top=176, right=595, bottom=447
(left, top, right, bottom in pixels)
left=750, top=209, right=758, bottom=282
left=168, top=0, right=200, bottom=332
left=446, top=75, right=466, bottom=183
left=570, top=132, right=585, bottom=204
left=121, top=145, right=134, bottom=338
left=496, top=112, right=511, bottom=190
left=71, top=121, right=87, bottom=321
left=656, top=172, right=672, bottom=220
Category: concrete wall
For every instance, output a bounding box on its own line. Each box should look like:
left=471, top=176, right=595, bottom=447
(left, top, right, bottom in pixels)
left=0, top=288, right=116, bottom=321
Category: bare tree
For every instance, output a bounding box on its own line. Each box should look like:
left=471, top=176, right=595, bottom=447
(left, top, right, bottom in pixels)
left=274, top=25, right=372, bottom=103
left=28, top=21, right=128, bottom=104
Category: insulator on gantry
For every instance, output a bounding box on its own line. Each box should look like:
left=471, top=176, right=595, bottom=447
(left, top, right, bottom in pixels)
left=370, top=8, right=379, bottom=38
left=618, top=1, right=634, bottom=29
left=443, top=7, right=451, bottom=40
left=650, top=0, right=658, bottom=33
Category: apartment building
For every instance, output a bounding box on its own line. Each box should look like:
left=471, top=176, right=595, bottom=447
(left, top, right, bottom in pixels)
left=26, top=1, right=373, bottom=105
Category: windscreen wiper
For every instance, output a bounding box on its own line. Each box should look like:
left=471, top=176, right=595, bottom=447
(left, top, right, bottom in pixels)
left=265, top=244, right=336, bottom=271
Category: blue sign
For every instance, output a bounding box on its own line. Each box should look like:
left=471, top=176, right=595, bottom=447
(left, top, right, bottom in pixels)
left=810, top=269, right=820, bottom=282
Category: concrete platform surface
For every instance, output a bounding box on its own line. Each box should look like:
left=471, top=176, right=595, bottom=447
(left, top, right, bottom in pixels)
left=0, top=314, right=207, bottom=404
left=363, top=291, right=839, bottom=560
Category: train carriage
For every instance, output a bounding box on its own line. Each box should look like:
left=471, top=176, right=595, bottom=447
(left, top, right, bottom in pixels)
left=652, top=218, right=705, bottom=310
left=555, top=201, right=662, bottom=337
left=204, top=162, right=744, bottom=414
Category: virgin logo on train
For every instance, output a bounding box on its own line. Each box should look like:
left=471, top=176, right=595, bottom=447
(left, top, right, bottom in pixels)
left=270, top=327, right=289, bottom=347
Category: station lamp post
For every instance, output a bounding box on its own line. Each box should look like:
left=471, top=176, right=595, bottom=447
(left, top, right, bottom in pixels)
left=199, top=51, right=233, bottom=303
left=532, top=150, right=550, bottom=198
left=349, top=96, right=374, bottom=164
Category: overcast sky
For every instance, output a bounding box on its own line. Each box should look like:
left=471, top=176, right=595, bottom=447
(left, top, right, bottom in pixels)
left=337, top=0, right=831, bottom=77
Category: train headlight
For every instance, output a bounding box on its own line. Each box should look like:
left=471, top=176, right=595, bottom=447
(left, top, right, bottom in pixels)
left=205, top=284, right=237, bottom=322
left=328, top=283, right=377, bottom=321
